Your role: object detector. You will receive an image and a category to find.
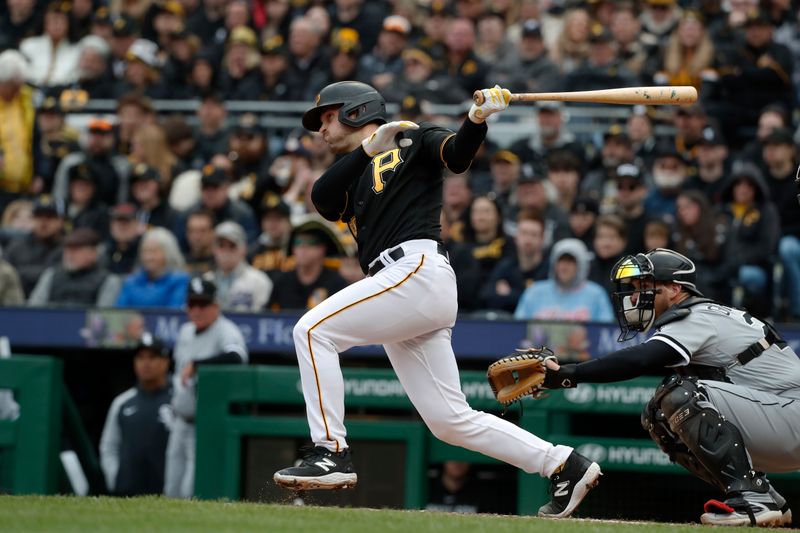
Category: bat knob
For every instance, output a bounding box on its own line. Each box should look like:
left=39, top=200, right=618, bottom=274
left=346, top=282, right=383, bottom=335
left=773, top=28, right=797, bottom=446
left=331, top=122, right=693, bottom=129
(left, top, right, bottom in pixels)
left=472, top=90, right=485, bottom=106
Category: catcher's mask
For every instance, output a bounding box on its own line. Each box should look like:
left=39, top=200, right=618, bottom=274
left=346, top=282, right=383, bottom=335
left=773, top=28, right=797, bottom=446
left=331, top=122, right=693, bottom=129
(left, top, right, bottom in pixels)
left=610, top=248, right=701, bottom=341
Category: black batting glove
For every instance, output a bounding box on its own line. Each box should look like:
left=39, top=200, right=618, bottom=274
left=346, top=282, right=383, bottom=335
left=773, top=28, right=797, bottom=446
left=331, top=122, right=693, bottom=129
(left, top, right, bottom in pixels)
left=544, top=363, right=578, bottom=389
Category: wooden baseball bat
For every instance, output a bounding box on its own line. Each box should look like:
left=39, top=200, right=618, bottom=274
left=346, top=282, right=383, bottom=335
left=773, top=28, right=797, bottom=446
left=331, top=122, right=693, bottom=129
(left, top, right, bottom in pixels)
left=472, top=86, right=698, bottom=106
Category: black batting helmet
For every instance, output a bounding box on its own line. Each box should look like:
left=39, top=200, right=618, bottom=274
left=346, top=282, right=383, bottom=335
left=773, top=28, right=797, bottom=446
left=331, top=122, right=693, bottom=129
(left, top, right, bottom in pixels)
left=302, top=81, right=387, bottom=132
left=610, top=248, right=702, bottom=341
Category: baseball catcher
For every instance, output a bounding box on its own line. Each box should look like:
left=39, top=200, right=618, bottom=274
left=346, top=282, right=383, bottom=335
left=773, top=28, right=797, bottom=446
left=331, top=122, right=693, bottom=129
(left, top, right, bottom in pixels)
left=493, top=248, right=800, bottom=527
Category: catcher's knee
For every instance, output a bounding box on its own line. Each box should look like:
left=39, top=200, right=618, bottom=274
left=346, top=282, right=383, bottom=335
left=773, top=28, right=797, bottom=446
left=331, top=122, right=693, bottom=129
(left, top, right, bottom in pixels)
left=642, top=395, right=680, bottom=457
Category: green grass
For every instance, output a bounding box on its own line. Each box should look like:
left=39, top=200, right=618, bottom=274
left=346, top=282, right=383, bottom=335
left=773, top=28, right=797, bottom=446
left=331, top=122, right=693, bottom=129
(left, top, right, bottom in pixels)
left=0, top=495, right=727, bottom=533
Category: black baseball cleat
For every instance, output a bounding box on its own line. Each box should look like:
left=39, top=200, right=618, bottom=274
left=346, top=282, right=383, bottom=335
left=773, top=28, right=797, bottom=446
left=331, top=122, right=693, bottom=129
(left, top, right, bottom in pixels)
left=700, top=486, right=792, bottom=527
left=538, top=451, right=602, bottom=518
left=273, top=446, right=357, bottom=490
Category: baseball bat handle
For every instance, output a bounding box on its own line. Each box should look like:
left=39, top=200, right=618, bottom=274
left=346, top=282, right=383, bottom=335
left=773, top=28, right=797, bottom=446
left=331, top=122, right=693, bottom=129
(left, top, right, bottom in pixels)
left=472, top=86, right=697, bottom=106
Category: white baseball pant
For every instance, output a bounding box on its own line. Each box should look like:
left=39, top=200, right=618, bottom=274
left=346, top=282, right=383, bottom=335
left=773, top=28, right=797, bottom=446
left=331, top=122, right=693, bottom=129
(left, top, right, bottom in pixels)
left=292, top=239, right=572, bottom=477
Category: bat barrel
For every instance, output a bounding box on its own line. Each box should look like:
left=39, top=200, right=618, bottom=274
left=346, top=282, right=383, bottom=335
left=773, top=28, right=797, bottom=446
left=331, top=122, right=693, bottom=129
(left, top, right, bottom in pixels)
left=473, top=86, right=698, bottom=106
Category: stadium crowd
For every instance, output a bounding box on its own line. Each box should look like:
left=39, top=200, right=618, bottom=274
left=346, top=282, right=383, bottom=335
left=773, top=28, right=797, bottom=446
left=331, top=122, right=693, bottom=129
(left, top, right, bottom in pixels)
left=0, top=0, right=798, bottom=502
left=0, top=0, right=798, bottom=323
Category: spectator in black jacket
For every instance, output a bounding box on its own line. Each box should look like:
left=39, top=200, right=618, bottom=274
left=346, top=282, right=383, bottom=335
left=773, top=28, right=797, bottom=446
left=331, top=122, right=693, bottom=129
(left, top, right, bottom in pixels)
left=65, top=162, right=110, bottom=238
left=105, top=203, right=142, bottom=276
left=129, top=163, right=176, bottom=231
left=219, top=26, right=262, bottom=101
left=4, top=196, right=64, bottom=296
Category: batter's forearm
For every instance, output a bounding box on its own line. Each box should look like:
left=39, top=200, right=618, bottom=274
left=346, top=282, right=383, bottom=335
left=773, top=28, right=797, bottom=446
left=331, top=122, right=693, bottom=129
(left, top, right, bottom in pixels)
left=311, top=148, right=371, bottom=221
left=442, top=118, right=488, bottom=174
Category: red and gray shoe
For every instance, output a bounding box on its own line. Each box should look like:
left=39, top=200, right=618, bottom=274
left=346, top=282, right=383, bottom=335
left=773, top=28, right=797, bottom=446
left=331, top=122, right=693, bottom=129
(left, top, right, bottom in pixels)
left=273, top=446, right=357, bottom=490
left=700, top=486, right=791, bottom=527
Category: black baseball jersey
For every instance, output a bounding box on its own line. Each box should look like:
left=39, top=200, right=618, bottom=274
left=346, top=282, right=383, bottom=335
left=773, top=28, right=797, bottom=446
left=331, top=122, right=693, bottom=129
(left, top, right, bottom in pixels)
left=312, top=120, right=486, bottom=273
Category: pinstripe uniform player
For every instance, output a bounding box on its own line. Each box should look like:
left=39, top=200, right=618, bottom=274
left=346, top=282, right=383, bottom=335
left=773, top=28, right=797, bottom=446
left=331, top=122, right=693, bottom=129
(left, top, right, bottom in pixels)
left=543, top=249, right=800, bottom=527
left=273, top=81, right=602, bottom=518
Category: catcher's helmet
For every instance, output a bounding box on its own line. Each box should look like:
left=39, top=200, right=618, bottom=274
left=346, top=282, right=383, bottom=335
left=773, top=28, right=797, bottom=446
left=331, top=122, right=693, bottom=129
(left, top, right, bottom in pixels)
left=302, top=81, right=387, bottom=132
left=610, top=248, right=702, bottom=341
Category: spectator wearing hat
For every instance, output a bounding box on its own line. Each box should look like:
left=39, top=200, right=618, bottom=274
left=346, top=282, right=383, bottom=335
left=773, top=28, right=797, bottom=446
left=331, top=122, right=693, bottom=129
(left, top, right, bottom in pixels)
left=259, top=35, right=292, bottom=101
left=508, top=101, right=585, bottom=171
left=357, top=15, right=411, bottom=91
left=144, top=0, right=186, bottom=49
left=89, top=7, right=113, bottom=41
left=644, top=142, right=690, bottom=221
left=100, top=332, right=172, bottom=496
left=562, top=23, right=638, bottom=92
left=588, top=214, right=629, bottom=298
left=672, top=103, right=709, bottom=168
left=115, top=38, right=168, bottom=99
left=481, top=210, right=549, bottom=313
left=381, top=46, right=468, bottom=105
left=219, top=25, right=262, bottom=101
left=105, top=203, right=143, bottom=276
left=65, top=162, right=110, bottom=238
left=568, top=196, right=599, bottom=250
left=109, top=15, right=141, bottom=80
left=211, top=221, right=272, bottom=312
left=477, top=150, right=521, bottom=219
left=182, top=208, right=216, bottom=276
left=442, top=17, right=488, bottom=95
left=511, top=168, right=571, bottom=250
left=612, top=163, right=649, bottom=254
left=671, top=189, right=728, bottom=301
left=550, top=7, right=591, bottom=75
left=684, top=125, right=730, bottom=207
left=53, top=117, right=130, bottom=208
left=29, top=226, right=120, bottom=307
left=0, top=50, right=41, bottom=212
left=160, top=28, right=202, bottom=100
left=19, top=2, right=80, bottom=87
left=35, top=96, right=81, bottom=191
left=648, top=10, right=714, bottom=92
left=129, top=163, right=177, bottom=230
left=166, top=276, right=247, bottom=498
left=514, top=238, right=614, bottom=323
left=284, top=16, right=326, bottom=102
left=640, top=0, right=680, bottom=47
left=5, top=196, right=64, bottom=296
left=249, top=197, right=292, bottom=277
left=116, top=227, right=190, bottom=309
left=0, top=0, right=41, bottom=51
left=760, top=128, right=800, bottom=318
left=227, top=113, right=271, bottom=205
left=717, top=161, right=780, bottom=316
left=177, top=164, right=257, bottom=248
left=186, top=48, right=219, bottom=98
left=581, top=125, right=635, bottom=214
left=704, top=8, right=794, bottom=148
left=267, top=217, right=348, bottom=311
left=491, top=19, right=561, bottom=95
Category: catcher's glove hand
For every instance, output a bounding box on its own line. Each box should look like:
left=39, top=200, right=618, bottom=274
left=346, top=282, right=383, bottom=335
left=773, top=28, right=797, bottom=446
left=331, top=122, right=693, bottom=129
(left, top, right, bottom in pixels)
left=487, top=346, right=556, bottom=405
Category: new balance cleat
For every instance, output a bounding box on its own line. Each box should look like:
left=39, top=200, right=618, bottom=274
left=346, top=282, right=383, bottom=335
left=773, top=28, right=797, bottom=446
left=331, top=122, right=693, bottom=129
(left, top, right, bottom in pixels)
left=700, top=488, right=788, bottom=527
left=273, top=446, right=357, bottom=490
left=538, top=451, right=602, bottom=518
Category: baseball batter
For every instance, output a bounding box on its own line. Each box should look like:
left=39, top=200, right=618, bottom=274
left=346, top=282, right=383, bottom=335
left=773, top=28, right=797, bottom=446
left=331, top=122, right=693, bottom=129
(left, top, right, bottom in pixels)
left=273, top=81, right=601, bottom=518
left=543, top=248, right=800, bottom=527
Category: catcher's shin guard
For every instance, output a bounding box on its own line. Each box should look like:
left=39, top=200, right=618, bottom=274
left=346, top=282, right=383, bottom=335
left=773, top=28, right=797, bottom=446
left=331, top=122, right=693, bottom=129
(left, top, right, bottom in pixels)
left=641, top=395, right=724, bottom=491
left=655, top=375, right=768, bottom=495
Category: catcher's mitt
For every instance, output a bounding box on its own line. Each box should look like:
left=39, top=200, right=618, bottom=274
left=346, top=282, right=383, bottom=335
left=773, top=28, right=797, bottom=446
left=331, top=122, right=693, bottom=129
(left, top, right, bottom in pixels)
left=487, top=346, right=557, bottom=405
